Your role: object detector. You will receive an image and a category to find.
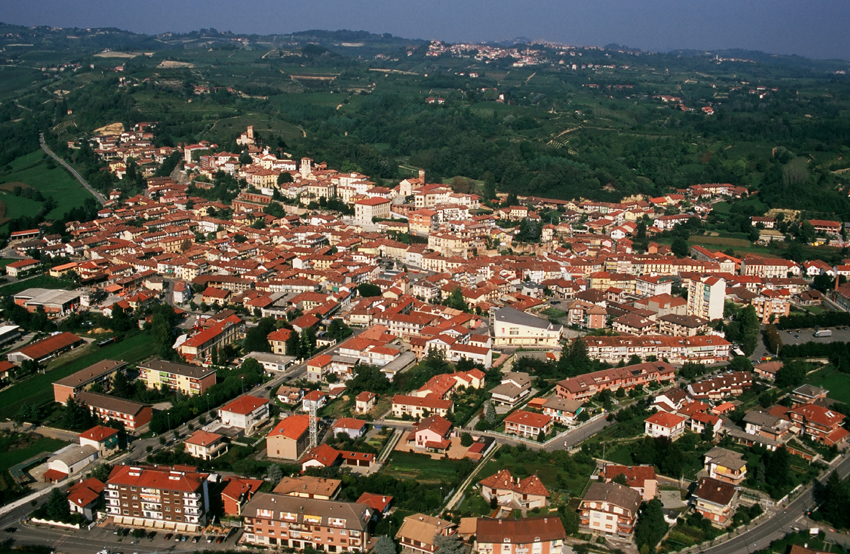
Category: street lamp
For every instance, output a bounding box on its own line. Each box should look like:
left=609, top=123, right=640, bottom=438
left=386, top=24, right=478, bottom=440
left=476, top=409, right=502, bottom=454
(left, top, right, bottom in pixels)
left=241, top=376, right=245, bottom=395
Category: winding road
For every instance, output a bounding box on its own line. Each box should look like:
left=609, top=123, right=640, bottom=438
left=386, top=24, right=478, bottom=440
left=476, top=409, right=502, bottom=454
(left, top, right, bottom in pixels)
left=39, top=132, right=106, bottom=206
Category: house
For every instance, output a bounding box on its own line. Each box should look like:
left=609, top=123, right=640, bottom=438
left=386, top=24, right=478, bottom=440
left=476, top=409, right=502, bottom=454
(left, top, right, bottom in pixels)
left=333, top=418, right=367, bottom=439
left=218, top=395, right=270, bottom=434
left=691, top=477, right=738, bottom=526
left=703, top=447, right=747, bottom=486
left=76, top=392, right=152, bottom=430
left=396, top=513, right=456, bottom=554
left=791, top=384, right=829, bottom=406
left=392, top=394, right=452, bottom=419
left=220, top=477, right=263, bottom=516
left=489, top=372, right=532, bottom=407
left=241, top=493, right=371, bottom=551
left=78, top=425, right=120, bottom=457
left=356, top=492, right=393, bottom=517
left=105, top=465, right=211, bottom=532
left=602, top=465, right=658, bottom=501
left=579, top=482, right=642, bottom=537
left=302, top=444, right=342, bottom=471
left=53, top=359, right=128, bottom=404
left=5, top=258, right=41, bottom=278
left=355, top=391, right=377, bottom=413
left=473, top=516, right=566, bottom=554
left=789, top=403, right=849, bottom=446
left=266, top=414, right=311, bottom=460
left=491, top=307, right=562, bottom=348
left=503, top=410, right=553, bottom=439
left=273, top=476, right=342, bottom=500
left=556, top=361, right=677, bottom=402
left=644, top=412, right=687, bottom=440
left=302, top=389, right=328, bottom=413
left=542, top=397, right=584, bottom=426
left=410, top=415, right=453, bottom=452
left=478, top=469, right=550, bottom=509
left=67, top=478, right=105, bottom=520
left=754, top=361, right=783, bottom=381
left=687, top=371, right=753, bottom=400
left=276, top=385, right=304, bottom=406
left=743, top=410, right=792, bottom=445
left=185, top=430, right=228, bottom=460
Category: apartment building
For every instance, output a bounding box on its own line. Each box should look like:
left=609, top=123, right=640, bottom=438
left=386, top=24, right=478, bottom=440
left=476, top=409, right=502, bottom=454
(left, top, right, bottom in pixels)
left=582, top=335, right=730, bottom=365
left=474, top=516, right=566, bottom=554
left=703, top=447, right=747, bottom=486
left=138, top=359, right=217, bottom=396
left=76, top=392, right=152, bottom=431
left=478, top=470, right=550, bottom=509
left=490, top=307, right=562, bottom=348
left=354, top=197, right=391, bottom=226
left=241, top=492, right=371, bottom=551
left=53, top=359, right=128, bottom=404
left=218, top=395, right=270, bottom=434
left=788, top=404, right=850, bottom=446
left=503, top=410, right=553, bottom=439
left=396, top=513, right=456, bottom=554
left=687, top=275, right=726, bottom=321
left=686, top=371, right=753, bottom=401
left=266, top=415, right=311, bottom=460
left=556, top=361, right=677, bottom=402
left=391, top=395, right=452, bottom=419
left=579, top=482, right=641, bottom=538
left=644, top=412, right=687, bottom=440
left=105, top=465, right=210, bottom=533
left=691, top=477, right=738, bottom=526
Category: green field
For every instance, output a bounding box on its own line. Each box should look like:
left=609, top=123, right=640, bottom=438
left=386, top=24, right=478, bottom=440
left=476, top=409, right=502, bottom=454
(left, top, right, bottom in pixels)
left=0, top=434, right=69, bottom=472
left=0, top=150, right=91, bottom=225
left=0, top=275, right=75, bottom=297
left=806, top=366, right=850, bottom=405
left=381, top=451, right=472, bottom=485
left=0, top=332, right=154, bottom=420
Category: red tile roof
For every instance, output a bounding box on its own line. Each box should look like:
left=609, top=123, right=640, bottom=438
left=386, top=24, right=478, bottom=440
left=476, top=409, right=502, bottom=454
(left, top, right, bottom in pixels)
left=220, top=395, right=268, bottom=415
left=78, top=425, right=119, bottom=442
left=356, top=492, right=393, bottom=512
left=645, top=411, right=687, bottom=428
left=12, top=332, right=83, bottom=361
left=503, top=409, right=552, bottom=429
left=107, top=465, right=207, bottom=493
left=67, top=477, right=104, bottom=507
left=267, top=414, right=310, bottom=440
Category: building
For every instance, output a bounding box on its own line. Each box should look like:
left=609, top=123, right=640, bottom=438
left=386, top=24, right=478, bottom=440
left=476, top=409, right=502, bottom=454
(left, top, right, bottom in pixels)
left=503, top=410, right=553, bottom=439
left=556, top=361, right=677, bottom=402
left=542, top=397, right=584, bottom=426
left=788, top=403, right=849, bottom=446
left=396, top=513, right=456, bottom=554
left=185, top=430, right=228, bottom=460
left=67, top=478, right=105, bottom=520
left=703, top=447, right=747, bottom=486
left=354, top=197, right=391, bottom=226
left=220, top=477, right=263, bottom=516
left=579, top=482, right=641, bottom=538
left=392, top=394, right=452, bottom=419
left=601, top=465, right=658, bottom=501
left=355, top=391, right=377, bottom=414
left=266, top=414, right=311, bottom=460
left=687, top=371, right=752, bottom=400
left=490, top=307, right=562, bottom=348
left=791, top=384, right=829, bottom=406
left=478, top=470, right=550, bottom=509
left=273, top=476, right=342, bottom=500
left=410, top=415, right=453, bottom=452
left=76, top=392, right=152, bottom=431
left=138, top=359, right=217, bottom=396
left=218, top=395, right=270, bottom=434
left=79, top=425, right=120, bottom=457
left=687, top=275, right=726, bottom=321
left=473, top=516, right=566, bottom=554
left=5, top=258, right=41, bottom=278
left=582, top=334, right=730, bottom=365
left=241, top=492, right=371, bottom=551
left=45, top=444, right=98, bottom=480
left=489, top=372, right=532, bottom=407
left=691, top=477, right=738, bottom=526
left=105, top=465, right=210, bottom=532
left=7, top=332, right=84, bottom=364
left=53, top=359, right=128, bottom=404
left=13, top=288, right=82, bottom=317
left=644, top=412, right=687, bottom=440
left=333, top=418, right=367, bottom=440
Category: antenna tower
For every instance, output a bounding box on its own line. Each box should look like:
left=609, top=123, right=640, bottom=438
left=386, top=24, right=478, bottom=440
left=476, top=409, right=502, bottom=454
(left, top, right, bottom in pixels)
left=309, top=401, right=318, bottom=448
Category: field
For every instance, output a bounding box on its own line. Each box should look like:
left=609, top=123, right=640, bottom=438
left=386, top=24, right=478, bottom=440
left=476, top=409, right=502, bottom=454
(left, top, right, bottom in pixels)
left=0, top=275, right=75, bottom=296
left=0, top=332, right=153, bottom=420
left=0, top=150, right=91, bottom=225
left=0, top=433, right=69, bottom=473
left=381, top=451, right=472, bottom=485
left=805, top=366, right=850, bottom=405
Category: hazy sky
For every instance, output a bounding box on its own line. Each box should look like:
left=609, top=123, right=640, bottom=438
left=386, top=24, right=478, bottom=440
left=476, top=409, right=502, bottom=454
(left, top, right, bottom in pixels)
left=3, top=0, right=850, bottom=61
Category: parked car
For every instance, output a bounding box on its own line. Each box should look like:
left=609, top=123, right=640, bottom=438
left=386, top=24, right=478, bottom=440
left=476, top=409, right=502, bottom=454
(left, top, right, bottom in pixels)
left=164, top=533, right=173, bottom=541
left=216, top=536, right=224, bottom=543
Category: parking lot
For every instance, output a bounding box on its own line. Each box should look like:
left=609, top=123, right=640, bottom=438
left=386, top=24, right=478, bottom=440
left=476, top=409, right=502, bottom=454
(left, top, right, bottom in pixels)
left=90, top=523, right=240, bottom=550
left=777, top=326, right=850, bottom=346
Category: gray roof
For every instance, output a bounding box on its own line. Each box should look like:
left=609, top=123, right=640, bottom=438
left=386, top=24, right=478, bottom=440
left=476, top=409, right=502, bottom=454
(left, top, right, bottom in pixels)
left=49, top=444, right=97, bottom=466
left=489, top=382, right=527, bottom=400
left=704, top=446, right=747, bottom=471
left=502, top=372, right=532, bottom=388
left=138, top=359, right=216, bottom=379
left=493, top=307, right=562, bottom=332
left=242, top=492, right=369, bottom=531
left=793, top=384, right=828, bottom=399
left=244, top=352, right=296, bottom=365
left=542, top=396, right=584, bottom=413
left=76, top=391, right=150, bottom=416
left=742, top=410, right=783, bottom=430
left=55, top=359, right=127, bottom=388
left=582, top=482, right=641, bottom=515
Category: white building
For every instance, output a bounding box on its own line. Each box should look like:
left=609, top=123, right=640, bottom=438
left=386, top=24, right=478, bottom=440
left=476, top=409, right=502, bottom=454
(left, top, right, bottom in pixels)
left=687, top=275, right=726, bottom=321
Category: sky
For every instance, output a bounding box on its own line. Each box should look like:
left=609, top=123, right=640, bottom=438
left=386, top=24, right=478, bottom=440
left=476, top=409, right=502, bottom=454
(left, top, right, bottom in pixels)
left=3, top=0, right=850, bottom=61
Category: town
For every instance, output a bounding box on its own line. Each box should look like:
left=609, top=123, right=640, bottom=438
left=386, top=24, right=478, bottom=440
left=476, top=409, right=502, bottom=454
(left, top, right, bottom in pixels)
left=0, top=116, right=847, bottom=554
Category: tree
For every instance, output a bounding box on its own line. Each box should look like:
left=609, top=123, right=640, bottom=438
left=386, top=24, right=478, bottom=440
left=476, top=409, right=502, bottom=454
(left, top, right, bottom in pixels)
left=434, top=532, right=466, bottom=554
left=42, top=487, right=71, bottom=522
left=484, top=402, right=497, bottom=425
left=327, top=319, right=353, bottom=342
left=277, top=172, right=293, bottom=185
left=775, top=360, right=808, bottom=388
left=357, top=283, right=382, bottom=297
left=112, top=370, right=133, bottom=399
left=671, top=237, right=689, bottom=258
left=460, top=433, right=473, bottom=447
left=444, top=287, right=469, bottom=312
left=634, top=499, right=668, bottom=553
left=243, top=317, right=276, bottom=353
left=373, top=536, right=397, bottom=554
left=267, top=464, right=283, bottom=483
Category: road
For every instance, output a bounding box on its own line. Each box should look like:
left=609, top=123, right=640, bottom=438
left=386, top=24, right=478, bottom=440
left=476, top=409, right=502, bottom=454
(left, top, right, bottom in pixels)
left=39, top=132, right=107, bottom=206
left=702, top=453, right=850, bottom=554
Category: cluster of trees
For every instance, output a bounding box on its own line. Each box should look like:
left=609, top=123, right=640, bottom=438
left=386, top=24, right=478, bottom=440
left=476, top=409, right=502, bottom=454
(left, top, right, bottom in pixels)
left=724, top=305, right=760, bottom=355
left=815, top=470, right=850, bottom=528
left=747, top=446, right=793, bottom=499
left=634, top=499, right=668, bottom=554
left=776, top=312, right=850, bottom=331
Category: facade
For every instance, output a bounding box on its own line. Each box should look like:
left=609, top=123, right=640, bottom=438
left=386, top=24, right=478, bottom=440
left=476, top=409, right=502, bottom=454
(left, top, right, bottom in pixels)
left=556, top=361, right=677, bottom=402
left=542, top=397, right=584, bottom=426
left=138, top=359, right=217, bottom=396
left=354, top=197, right=391, bottom=226
left=490, top=372, right=532, bottom=407
left=686, top=275, right=726, bottom=321
left=691, top=477, right=738, bottom=526
left=396, top=513, right=456, bottom=554
left=242, top=493, right=371, bottom=551
left=503, top=410, right=553, bottom=439
left=266, top=415, right=311, bottom=460
left=703, top=447, right=747, bottom=486
left=185, top=430, right=228, bottom=460
left=491, top=307, right=562, bottom=348
left=687, top=371, right=753, bottom=400
left=76, top=391, right=152, bottom=430
left=474, top=516, right=566, bottom=554
left=478, top=470, right=550, bottom=509
left=582, top=334, right=730, bottom=365
left=788, top=403, right=849, bottom=446
left=391, top=394, right=452, bottom=419
left=644, top=412, right=687, bottom=440
left=105, top=465, right=210, bottom=533
left=53, top=359, right=128, bottom=404
left=579, top=482, right=641, bottom=538
left=218, top=395, right=270, bottom=434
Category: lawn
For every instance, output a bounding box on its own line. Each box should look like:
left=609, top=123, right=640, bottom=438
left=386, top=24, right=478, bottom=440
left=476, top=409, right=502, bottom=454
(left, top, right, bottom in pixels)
left=0, top=151, right=92, bottom=225
left=806, top=366, right=850, bottom=405
left=0, top=275, right=75, bottom=296
left=0, top=434, right=69, bottom=472
left=381, top=451, right=473, bottom=485
left=0, top=332, right=154, bottom=420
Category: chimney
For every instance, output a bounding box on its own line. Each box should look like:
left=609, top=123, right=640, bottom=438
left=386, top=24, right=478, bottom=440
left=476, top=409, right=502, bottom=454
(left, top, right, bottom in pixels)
left=419, top=169, right=425, bottom=182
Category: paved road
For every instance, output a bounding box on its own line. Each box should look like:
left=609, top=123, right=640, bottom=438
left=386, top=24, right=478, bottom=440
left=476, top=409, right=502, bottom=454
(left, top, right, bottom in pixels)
left=39, top=132, right=106, bottom=206
left=702, top=453, right=850, bottom=554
